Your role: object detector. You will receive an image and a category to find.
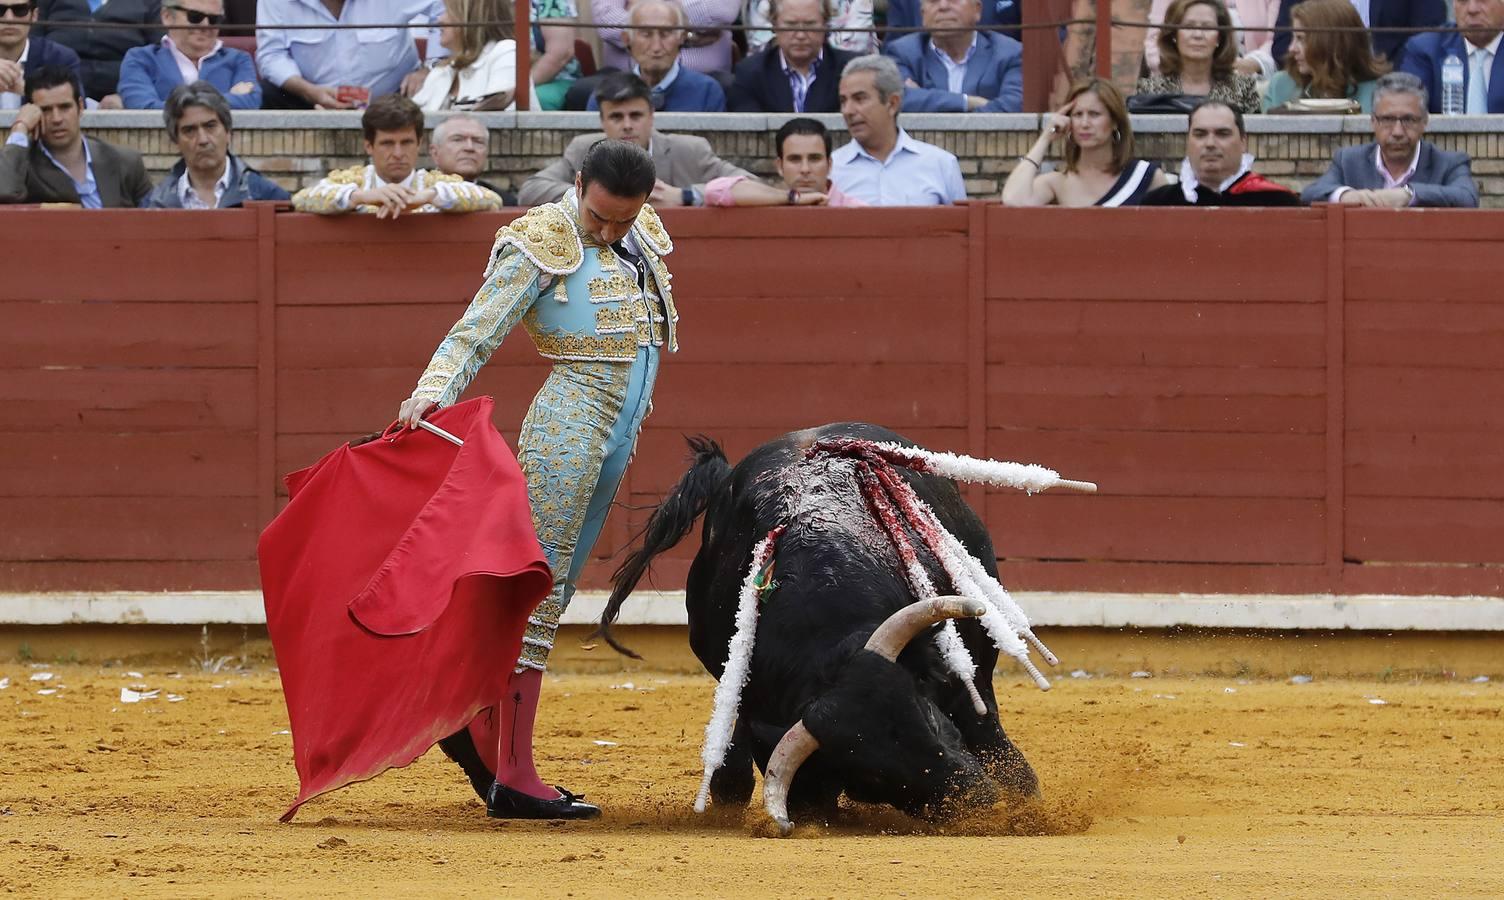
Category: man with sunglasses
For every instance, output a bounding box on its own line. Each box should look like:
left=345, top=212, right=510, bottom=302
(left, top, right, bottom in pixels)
left=1302, top=73, right=1478, bottom=208
left=118, top=0, right=259, bottom=109
left=35, top=0, right=162, bottom=104
left=0, top=1, right=81, bottom=112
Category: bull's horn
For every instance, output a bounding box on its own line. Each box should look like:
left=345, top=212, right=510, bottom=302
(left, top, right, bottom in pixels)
left=864, top=596, right=987, bottom=662
left=762, top=720, right=820, bottom=836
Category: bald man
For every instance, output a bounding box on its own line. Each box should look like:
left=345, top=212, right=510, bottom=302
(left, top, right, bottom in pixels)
left=585, top=0, right=726, bottom=111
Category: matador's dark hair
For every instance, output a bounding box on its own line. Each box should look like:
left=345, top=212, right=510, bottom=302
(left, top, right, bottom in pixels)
left=579, top=139, right=657, bottom=199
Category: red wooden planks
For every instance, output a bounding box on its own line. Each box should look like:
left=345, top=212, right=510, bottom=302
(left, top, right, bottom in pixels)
left=0, top=497, right=258, bottom=560
left=1347, top=432, right=1504, bottom=499
left=986, top=429, right=1325, bottom=498
left=1346, top=300, right=1504, bottom=369
left=0, top=559, right=260, bottom=591
left=985, top=207, right=1326, bottom=301
left=7, top=240, right=258, bottom=303
left=1, top=301, right=256, bottom=368
left=1345, top=239, right=1504, bottom=302
left=3, top=432, right=257, bottom=498
left=2, top=369, right=256, bottom=432
left=1346, top=497, right=1504, bottom=564
left=986, top=300, right=1325, bottom=368
left=1348, top=368, right=1504, bottom=432
left=671, top=237, right=967, bottom=299
left=986, top=365, right=1326, bottom=433
left=986, top=494, right=1326, bottom=564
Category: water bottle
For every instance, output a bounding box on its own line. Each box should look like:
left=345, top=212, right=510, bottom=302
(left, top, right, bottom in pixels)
left=1442, top=54, right=1465, bottom=115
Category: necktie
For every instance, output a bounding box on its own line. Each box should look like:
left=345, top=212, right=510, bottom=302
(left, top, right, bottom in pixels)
left=1468, top=49, right=1490, bottom=115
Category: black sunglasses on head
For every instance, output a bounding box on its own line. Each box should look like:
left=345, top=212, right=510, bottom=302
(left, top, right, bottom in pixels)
left=0, top=2, right=35, bottom=19
left=166, top=5, right=224, bottom=25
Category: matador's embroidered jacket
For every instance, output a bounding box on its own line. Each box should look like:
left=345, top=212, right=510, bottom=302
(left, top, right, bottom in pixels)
left=291, top=164, right=503, bottom=215
left=412, top=195, right=679, bottom=406
left=409, top=193, right=679, bottom=673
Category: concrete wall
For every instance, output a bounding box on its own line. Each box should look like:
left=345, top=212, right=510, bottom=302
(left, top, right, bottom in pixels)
left=7, top=110, right=1503, bottom=206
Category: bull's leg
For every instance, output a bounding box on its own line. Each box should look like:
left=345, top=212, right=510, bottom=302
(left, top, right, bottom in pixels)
left=708, top=719, right=756, bottom=807
left=939, top=678, right=1040, bottom=799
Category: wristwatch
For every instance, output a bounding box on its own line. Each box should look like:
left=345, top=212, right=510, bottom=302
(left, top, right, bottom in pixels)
left=787, top=188, right=798, bottom=205
left=681, top=186, right=695, bottom=207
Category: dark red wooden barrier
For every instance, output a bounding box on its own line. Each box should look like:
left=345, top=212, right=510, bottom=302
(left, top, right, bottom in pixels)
left=3, top=205, right=1500, bottom=598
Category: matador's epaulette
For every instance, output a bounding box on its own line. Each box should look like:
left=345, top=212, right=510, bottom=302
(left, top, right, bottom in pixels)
left=493, top=203, right=584, bottom=275
left=632, top=203, right=673, bottom=257
left=428, top=170, right=464, bottom=183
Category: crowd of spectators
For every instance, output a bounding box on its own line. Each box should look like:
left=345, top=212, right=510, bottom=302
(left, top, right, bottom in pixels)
left=0, top=0, right=1496, bottom=209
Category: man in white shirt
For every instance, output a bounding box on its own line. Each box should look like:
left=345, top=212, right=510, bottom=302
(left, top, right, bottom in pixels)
left=830, top=54, right=966, bottom=206
left=293, top=93, right=501, bottom=217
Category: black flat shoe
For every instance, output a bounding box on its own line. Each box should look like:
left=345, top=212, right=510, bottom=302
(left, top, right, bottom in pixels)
left=486, top=782, right=602, bottom=820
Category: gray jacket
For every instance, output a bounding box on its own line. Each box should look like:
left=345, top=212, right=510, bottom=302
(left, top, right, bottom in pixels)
left=1300, top=141, right=1478, bottom=208
left=0, top=134, right=153, bottom=207
left=518, top=130, right=751, bottom=207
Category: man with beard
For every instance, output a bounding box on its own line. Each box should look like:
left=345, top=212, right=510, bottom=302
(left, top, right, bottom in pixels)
left=143, top=81, right=289, bottom=208
left=1140, top=100, right=1300, bottom=206
left=704, top=117, right=865, bottom=206
left=0, top=65, right=152, bottom=205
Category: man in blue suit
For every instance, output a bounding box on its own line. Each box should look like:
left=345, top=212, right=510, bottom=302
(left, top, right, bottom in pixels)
left=1301, top=72, right=1478, bottom=207
left=886, top=0, right=1019, bottom=38
left=882, top=0, right=1023, bottom=113
left=1271, top=0, right=1443, bottom=71
left=586, top=0, right=725, bottom=112
left=1401, top=0, right=1504, bottom=114
left=117, top=0, right=258, bottom=109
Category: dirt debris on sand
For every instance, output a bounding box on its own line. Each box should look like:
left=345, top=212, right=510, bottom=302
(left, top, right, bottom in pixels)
left=1, top=667, right=1502, bottom=897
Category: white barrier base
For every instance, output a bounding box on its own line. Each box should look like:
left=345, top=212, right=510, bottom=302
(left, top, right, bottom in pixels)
left=2, top=590, right=1502, bottom=631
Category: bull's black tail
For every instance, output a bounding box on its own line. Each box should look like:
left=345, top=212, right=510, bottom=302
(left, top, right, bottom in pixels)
left=596, top=435, right=730, bottom=658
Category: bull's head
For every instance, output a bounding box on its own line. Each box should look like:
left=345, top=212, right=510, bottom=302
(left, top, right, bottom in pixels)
left=762, top=597, right=1023, bottom=835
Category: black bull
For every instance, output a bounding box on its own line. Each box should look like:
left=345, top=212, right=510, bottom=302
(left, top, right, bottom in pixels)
left=600, top=422, right=1040, bottom=825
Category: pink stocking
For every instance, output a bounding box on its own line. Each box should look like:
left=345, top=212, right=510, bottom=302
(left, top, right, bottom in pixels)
left=468, top=667, right=556, bottom=800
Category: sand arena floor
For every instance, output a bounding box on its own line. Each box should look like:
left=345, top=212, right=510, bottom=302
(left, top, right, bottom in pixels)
left=2, top=662, right=1502, bottom=898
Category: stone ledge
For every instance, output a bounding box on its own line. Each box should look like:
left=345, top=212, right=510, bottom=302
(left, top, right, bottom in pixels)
left=5, top=590, right=1503, bottom=631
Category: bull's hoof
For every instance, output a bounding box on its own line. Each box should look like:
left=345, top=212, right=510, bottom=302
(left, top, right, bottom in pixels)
left=486, top=783, right=602, bottom=821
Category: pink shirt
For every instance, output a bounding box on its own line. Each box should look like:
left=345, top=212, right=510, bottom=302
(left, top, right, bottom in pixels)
left=704, top=175, right=868, bottom=207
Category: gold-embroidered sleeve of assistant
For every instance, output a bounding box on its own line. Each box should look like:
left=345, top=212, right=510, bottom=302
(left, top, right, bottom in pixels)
left=412, top=244, right=542, bottom=407
left=290, top=166, right=364, bottom=214
left=431, top=173, right=504, bottom=212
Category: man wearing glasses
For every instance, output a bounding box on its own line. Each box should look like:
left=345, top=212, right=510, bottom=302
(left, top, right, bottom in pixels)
left=0, top=1, right=81, bottom=113
left=729, top=0, right=857, bottom=112
left=1302, top=72, right=1479, bottom=208
left=118, top=0, right=259, bottom=109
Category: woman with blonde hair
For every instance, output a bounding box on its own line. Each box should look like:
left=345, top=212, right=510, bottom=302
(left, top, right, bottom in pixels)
left=1261, top=0, right=1391, bottom=112
left=412, top=0, right=541, bottom=111
left=1003, top=79, right=1169, bottom=207
left=1136, top=0, right=1259, bottom=114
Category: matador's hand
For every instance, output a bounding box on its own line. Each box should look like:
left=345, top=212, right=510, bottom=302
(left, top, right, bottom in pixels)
left=397, top=396, right=437, bottom=429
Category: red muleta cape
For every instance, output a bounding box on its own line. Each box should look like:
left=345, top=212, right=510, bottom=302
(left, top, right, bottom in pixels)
left=257, top=397, right=552, bottom=821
